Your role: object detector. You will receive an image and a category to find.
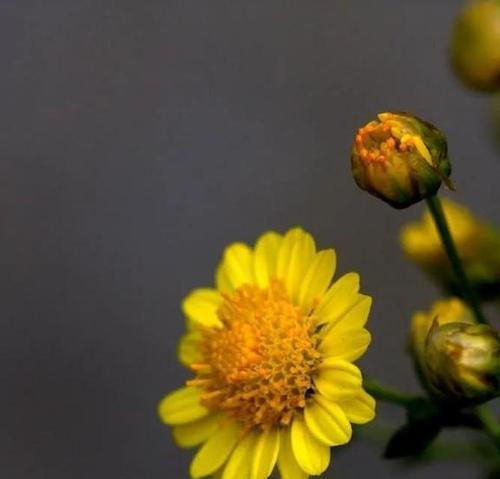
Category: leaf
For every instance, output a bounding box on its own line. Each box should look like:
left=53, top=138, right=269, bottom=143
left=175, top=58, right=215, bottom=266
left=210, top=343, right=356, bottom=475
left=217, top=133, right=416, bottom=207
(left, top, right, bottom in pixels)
left=384, top=416, right=441, bottom=459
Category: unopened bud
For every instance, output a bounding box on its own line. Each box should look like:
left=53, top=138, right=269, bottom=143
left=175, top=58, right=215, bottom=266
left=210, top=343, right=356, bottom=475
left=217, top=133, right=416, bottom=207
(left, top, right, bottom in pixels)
left=425, top=321, right=500, bottom=404
left=450, top=0, right=500, bottom=92
left=351, top=112, right=452, bottom=209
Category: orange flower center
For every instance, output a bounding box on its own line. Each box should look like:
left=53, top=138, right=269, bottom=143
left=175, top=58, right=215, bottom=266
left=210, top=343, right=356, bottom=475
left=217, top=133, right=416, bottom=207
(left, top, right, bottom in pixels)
left=354, top=116, right=431, bottom=165
left=188, top=280, right=321, bottom=430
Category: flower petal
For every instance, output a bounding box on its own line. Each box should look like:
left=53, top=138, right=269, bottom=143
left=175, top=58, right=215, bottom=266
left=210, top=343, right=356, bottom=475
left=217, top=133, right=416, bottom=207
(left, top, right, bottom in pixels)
left=276, top=228, right=316, bottom=303
left=319, top=327, right=371, bottom=362
left=338, top=389, right=376, bottom=424
left=277, top=428, right=308, bottom=479
left=178, top=330, right=203, bottom=366
left=304, top=396, right=352, bottom=446
left=172, top=414, right=221, bottom=448
left=314, top=359, right=362, bottom=400
left=158, top=387, right=208, bottom=425
left=291, top=416, right=331, bottom=476
left=298, top=249, right=336, bottom=313
left=216, top=264, right=232, bottom=294
left=217, top=243, right=254, bottom=291
left=331, top=295, right=372, bottom=332
left=182, top=288, right=222, bottom=329
left=314, top=273, right=360, bottom=326
left=190, top=421, right=240, bottom=478
left=253, top=231, right=282, bottom=288
left=251, top=428, right=280, bottom=479
left=222, top=432, right=256, bottom=479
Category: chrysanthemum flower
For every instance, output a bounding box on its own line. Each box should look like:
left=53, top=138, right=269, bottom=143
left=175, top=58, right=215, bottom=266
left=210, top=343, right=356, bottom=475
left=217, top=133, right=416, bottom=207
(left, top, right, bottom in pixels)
left=400, top=198, right=500, bottom=299
left=159, top=227, right=375, bottom=479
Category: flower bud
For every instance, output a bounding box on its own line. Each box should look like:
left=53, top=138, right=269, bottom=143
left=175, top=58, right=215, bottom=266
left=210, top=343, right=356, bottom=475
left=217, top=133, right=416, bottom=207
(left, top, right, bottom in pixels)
left=450, top=0, right=500, bottom=92
left=401, top=198, right=500, bottom=300
left=425, top=321, right=500, bottom=404
left=351, top=112, right=452, bottom=209
left=411, top=298, right=474, bottom=362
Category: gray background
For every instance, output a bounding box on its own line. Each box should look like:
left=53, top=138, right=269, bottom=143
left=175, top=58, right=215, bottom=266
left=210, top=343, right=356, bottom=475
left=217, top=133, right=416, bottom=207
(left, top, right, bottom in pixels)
left=1, top=1, right=499, bottom=478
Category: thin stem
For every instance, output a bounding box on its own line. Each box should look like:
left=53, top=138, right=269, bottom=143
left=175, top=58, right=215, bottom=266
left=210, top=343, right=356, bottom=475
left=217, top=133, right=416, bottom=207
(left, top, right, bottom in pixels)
left=425, top=195, right=487, bottom=325
left=364, top=378, right=417, bottom=407
left=475, top=405, right=500, bottom=454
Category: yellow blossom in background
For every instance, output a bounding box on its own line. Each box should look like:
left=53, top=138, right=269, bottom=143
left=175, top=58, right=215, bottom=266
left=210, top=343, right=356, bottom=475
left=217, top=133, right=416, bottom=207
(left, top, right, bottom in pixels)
left=400, top=198, right=500, bottom=299
left=159, top=227, right=375, bottom=479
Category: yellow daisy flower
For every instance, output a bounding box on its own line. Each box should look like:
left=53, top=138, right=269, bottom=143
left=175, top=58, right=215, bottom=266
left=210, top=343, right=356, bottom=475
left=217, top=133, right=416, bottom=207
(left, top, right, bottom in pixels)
left=159, top=227, right=375, bottom=479
left=400, top=198, right=500, bottom=298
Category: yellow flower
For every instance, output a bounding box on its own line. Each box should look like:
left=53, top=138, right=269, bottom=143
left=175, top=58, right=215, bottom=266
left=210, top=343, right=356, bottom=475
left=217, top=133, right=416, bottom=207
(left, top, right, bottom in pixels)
left=400, top=198, right=500, bottom=299
left=450, top=0, right=500, bottom=92
left=159, top=227, right=375, bottom=479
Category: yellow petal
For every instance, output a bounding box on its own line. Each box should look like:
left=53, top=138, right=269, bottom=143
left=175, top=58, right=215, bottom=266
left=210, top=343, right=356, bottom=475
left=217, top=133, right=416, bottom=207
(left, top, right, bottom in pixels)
left=276, top=227, right=316, bottom=303
left=314, top=273, right=360, bottom=326
left=253, top=231, right=282, bottom=288
left=319, top=327, right=371, bottom=362
left=182, top=288, right=222, bottom=329
left=190, top=422, right=240, bottom=478
left=218, top=243, right=254, bottom=290
left=332, top=295, right=372, bottom=332
left=291, top=416, right=331, bottom=476
left=251, top=428, right=280, bottom=479
left=319, top=294, right=372, bottom=338
left=304, top=396, right=352, bottom=446
left=339, top=389, right=376, bottom=424
left=314, top=359, right=362, bottom=400
left=172, top=414, right=221, bottom=448
left=158, top=387, right=208, bottom=425
left=298, top=249, right=336, bottom=313
left=222, top=432, right=256, bottom=479
left=277, top=428, right=308, bottom=479
left=178, top=330, right=202, bottom=366
left=215, top=264, right=232, bottom=294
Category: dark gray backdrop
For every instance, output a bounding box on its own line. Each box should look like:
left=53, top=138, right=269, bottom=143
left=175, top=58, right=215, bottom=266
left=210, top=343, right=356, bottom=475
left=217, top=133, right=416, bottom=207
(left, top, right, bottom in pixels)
left=2, top=1, right=499, bottom=478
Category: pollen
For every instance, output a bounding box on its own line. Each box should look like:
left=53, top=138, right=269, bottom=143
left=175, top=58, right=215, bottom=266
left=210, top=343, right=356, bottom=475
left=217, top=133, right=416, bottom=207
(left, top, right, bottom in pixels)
left=188, top=280, right=321, bottom=430
left=355, top=115, right=431, bottom=165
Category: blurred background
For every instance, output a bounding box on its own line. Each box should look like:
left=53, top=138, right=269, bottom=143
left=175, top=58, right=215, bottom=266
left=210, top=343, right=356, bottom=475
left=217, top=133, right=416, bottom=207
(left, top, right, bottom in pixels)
left=1, top=1, right=499, bottom=477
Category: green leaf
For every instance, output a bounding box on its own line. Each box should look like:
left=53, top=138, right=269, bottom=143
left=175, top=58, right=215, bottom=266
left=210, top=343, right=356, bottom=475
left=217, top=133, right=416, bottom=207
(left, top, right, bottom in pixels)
left=384, top=417, right=441, bottom=459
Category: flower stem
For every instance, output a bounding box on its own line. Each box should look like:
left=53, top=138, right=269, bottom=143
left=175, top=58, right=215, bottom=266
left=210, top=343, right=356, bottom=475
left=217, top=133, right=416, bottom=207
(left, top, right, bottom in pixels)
left=425, top=195, right=487, bottom=325
left=364, top=378, right=417, bottom=407
left=475, top=405, right=500, bottom=454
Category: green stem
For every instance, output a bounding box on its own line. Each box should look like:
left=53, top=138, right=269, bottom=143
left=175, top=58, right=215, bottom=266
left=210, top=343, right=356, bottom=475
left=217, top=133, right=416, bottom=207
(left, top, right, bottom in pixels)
left=475, top=405, right=500, bottom=454
left=364, top=378, right=417, bottom=407
left=425, top=195, right=487, bottom=325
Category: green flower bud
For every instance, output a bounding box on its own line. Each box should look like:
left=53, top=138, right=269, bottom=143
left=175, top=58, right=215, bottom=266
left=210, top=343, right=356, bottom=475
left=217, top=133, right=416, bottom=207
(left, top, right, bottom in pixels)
left=351, top=112, right=452, bottom=209
left=425, top=321, right=500, bottom=404
left=450, top=0, right=500, bottom=92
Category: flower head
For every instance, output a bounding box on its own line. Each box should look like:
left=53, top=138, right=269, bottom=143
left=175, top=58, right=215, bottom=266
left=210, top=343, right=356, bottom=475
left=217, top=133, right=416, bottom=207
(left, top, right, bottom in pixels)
left=450, top=0, right=500, bottom=92
left=351, top=112, right=451, bottom=208
left=159, top=227, right=375, bottom=478
left=425, top=320, right=500, bottom=404
left=401, top=198, right=500, bottom=299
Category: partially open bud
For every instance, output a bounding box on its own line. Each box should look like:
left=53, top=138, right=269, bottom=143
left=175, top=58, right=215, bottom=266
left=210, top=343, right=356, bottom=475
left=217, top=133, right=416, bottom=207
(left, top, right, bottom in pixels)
left=411, top=298, right=474, bottom=362
left=450, top=0, right=500, bottom=92
left=401, top=198, right=500, bottom=300
left=425, top=321, right=500, bottom=404
left=351, top=112, right=452, bottom=209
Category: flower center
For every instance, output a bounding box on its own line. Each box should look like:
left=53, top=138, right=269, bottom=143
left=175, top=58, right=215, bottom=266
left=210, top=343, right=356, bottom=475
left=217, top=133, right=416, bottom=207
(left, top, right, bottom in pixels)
left=189, top=280, right=321, bottom=430
left=355, top=116, right=432, bottom=165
